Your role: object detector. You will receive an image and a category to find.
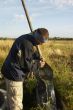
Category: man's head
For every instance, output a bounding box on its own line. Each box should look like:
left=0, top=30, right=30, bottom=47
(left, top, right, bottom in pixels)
left=33, top=28, right=49, bottom=45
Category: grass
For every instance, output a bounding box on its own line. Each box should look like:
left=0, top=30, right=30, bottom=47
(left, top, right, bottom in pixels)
left=40, top=40, right=73, bottom=110
left=0, top=39, right=73, bottom=110
left=0, top=40, right=14, bottom=65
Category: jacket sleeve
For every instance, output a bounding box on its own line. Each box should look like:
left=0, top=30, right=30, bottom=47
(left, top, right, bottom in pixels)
left=23, top=40, right=43, bottom=74
left=32, top=50, right=41, bottom=60
left=21, top=40, right=39, bottom=73
left=31, top=50, right=42, bottom=73
left=24, top=46, right=34, bottom=73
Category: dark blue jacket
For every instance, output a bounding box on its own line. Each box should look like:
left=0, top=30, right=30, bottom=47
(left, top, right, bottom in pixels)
left=1, top=34, right=40, bottom=81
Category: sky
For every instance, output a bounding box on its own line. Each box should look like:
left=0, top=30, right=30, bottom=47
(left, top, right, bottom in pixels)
left=0, top=0, right=73, bottom=38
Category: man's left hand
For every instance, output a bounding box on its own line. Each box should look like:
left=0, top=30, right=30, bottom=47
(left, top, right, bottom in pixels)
left=39, top=58, right=45, bottom=68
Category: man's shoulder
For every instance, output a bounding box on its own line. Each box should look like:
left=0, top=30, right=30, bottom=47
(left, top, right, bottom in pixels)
left=16, top=34, right=33, bottom=47
left=16, top=34, right=30, bottom=42
left=17, top=34, right=29, bottom=40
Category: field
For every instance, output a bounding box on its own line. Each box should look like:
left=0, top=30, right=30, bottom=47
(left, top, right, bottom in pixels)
left=0, top=39, right=73, bottom=110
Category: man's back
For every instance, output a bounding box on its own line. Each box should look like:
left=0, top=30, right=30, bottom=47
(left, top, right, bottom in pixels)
left=1, top=34, right=36, bottom=81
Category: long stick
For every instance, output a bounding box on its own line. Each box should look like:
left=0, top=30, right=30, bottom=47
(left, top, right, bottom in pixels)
left=21, top=0, right=33, bottom=32
left=21, top=0, right=42, bottom=57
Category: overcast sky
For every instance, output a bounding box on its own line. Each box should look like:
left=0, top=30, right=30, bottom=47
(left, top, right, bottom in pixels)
left=0, top=0, right=73, bottom=38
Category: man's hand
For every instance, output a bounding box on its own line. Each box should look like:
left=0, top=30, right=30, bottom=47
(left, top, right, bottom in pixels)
left=39, top=58, right=45, bottom=68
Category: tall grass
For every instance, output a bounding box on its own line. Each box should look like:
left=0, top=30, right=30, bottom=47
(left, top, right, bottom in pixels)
left=0, top=40, right=14, bottom=63
left=40, top=40, right=73, bottom=110
left=0, top=39, right=73, bottom=110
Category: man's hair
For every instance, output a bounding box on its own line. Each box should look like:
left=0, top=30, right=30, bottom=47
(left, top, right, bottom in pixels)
left=33, top=28, right=49, bottom=44
left=36, top=28, right=49, bottom=38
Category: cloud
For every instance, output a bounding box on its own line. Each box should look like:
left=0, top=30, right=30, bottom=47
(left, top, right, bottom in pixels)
left=39, top=0, right=49, bottom=3
left=0, top=0, right=20, bottom=8
left=14, top=14, right=26, bottom=20
left=0, top=0, right=14, bottom=5
left=31, top=12, right=44, bottom=21
left=38, top=0, right=73, bottom=8
left=52, top=0, right=73, bottom=7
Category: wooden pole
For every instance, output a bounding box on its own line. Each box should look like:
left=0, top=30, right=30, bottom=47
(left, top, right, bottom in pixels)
left=21, top=0, right=43, bottom=58
left=21, top=0, right=33, bottom=32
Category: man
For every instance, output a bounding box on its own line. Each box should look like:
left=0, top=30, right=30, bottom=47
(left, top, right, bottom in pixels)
left=1, top=28, right=49, bottom=110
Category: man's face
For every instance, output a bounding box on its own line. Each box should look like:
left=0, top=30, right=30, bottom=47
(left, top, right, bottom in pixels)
left=34, top=31, right=49, bottom=45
